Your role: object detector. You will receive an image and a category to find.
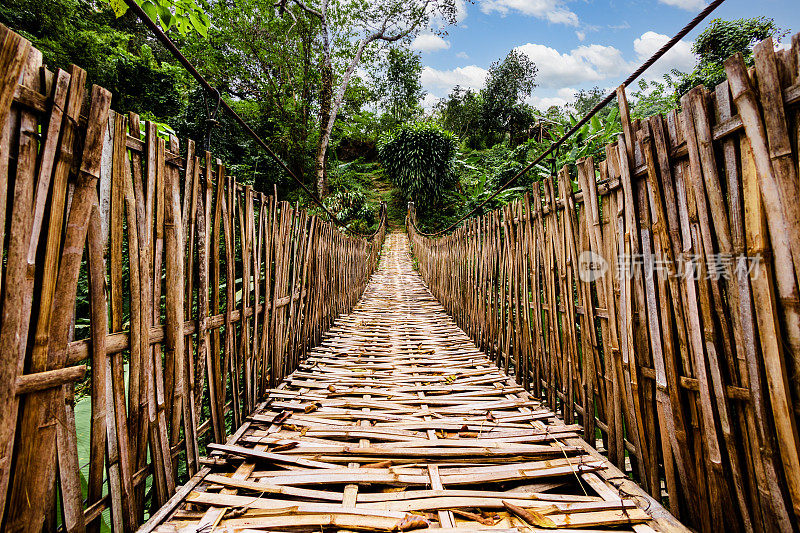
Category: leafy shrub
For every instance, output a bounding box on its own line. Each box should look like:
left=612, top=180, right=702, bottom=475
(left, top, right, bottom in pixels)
left=323, top=189, right=376, bottom=234
left=378, top=122, right=458, bottom=209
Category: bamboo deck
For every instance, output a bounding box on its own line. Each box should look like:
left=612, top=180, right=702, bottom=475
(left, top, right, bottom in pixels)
left=144, top=233, right=685, bottom=533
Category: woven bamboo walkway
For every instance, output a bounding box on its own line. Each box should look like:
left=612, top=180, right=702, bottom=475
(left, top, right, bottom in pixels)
left=145, top=233, right=686, bottom=533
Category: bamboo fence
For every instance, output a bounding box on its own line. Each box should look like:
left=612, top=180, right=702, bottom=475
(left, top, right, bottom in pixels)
left=409, top=34, right=800, bottom=533
left=0, top=24, right=385, bottom=532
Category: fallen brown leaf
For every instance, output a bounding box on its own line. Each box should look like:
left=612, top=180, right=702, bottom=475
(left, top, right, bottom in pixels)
left=271, top=442, right=299, bottom=453
left=394, top=514, right=429, bottom=531
left=272, top=411, right=291, bottom=424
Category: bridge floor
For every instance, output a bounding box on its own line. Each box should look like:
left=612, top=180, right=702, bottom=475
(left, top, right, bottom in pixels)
left=146, top=233, right=685, bottom=533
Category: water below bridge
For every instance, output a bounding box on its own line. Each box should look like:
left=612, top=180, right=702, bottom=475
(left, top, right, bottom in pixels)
left=143, top=233, right=686, bottom=532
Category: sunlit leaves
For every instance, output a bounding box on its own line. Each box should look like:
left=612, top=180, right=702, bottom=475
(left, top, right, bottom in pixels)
left=108, top=0, right=210, bottom=37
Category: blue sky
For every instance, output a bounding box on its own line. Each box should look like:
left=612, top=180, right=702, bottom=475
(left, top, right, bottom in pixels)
left=413, top=0, right=799, bottom=110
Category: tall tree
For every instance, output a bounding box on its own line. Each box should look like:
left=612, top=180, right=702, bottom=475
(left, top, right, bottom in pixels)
left=435, top=86, right=484, bottom=148
left=382, top=47, right=424, bottom=125
left=278, top=0, right=458, bottom=196
left=481, top=49, right=537, bottom=144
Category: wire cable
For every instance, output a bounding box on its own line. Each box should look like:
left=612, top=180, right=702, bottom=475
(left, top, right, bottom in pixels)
left=411, top=0, right=727, bottom=237
left=121, top=0, right=383, bottom=237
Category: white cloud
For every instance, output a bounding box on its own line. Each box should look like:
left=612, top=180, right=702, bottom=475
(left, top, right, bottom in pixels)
left=480, top=0, right=579, bottom=26
left=456, top=51, right=470, bottom=59
left=658, top=0, right=707, bottom=11
left=515, top=42, right=632, bottom=88
left=576, top=31, right=586, bottom=42
left=421, top=65, right=488, bottom=93
left=455, top=0, right=469, bottom=23
left=527, top=87, right=577, bottom=109
left=530, top=96, right=569, bottom=110
left=411, top=33, right=451, bottom=52
left=633, top=31, right=695, bottom=80
left=421, top=93, right=441, bottom=111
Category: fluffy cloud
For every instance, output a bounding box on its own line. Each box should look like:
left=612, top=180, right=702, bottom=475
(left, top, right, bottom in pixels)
left=658, top=0, right=707, bottom=11
left=411, top=34, right=451, bottom=52
left=421, top=65, right=488, bottom=93
left=456, top=51, right=470, bottom=59
left=576, top=31, right=586, bottom=42
left=633, top=31, right=696, bottom=80
left=528, top=87, right=578, bottom=110
left=515, top=43, right=631, bottom=88
left=480, top=0, right=579, bottom=26
left=421, top=93, right=441, bottom=111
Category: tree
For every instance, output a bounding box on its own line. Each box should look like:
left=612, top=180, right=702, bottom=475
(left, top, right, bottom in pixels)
left=381, top=48, right=424, bottom=125
left=481, top=49, right=537, bottom=144
left=278, top=0, right=459, bottom=196
left=674, top=17, right=784, bottom=94
left=1, top=0, right=187, bottom=118
left=436, top=85, right=484, bottom=148
left=179, top=0, right=321, bottom=190
left=378, top=122, right=457, bottom=209
left=571, top=86, right=616, bottom=121
left=629, top=78, right=679, bottom=120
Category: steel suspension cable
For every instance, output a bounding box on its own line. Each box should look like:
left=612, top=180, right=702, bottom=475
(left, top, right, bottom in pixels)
left=121, top=0, right=383, bottom=237
left=412, top=0, right=727, bottom=237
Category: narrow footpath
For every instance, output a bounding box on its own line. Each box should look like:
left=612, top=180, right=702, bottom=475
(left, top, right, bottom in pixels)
left=147, top=233, right=685, bottom=532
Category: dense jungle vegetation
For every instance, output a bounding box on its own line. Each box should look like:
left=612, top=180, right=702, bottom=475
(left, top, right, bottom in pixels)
left=0, top=0, right=784, bottom=234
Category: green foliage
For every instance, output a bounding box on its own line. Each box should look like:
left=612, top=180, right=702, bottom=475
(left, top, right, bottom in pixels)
left=571, top=86, right=616, bottom=121
left=177, top=0, right=322, bottom=192
left=673, top=17, right=784, bottom=94
left=0, top=0, right=188, bottom=119
left=323, top=189, right=375, bottom=233
left=378, top=122, right=458, bottom=209
left=379, top=48, right=424, bottom=126
left=482, top=49, right=537, bottom=140
left=109, top=0, right=210, bottom=37
left=436, top=86, right=486, bottom=149
left=630, top=78, right=679, bottom=120
left=433, top=49, right=537, bottom=149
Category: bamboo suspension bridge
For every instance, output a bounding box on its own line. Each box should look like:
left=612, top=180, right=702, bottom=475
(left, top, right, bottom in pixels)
left=1, top=19, right=800, bottom=533
left=142, top=233, right=681, bottom=532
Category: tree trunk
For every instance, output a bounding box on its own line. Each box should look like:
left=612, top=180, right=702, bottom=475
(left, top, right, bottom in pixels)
left=316, top=61, right=333, bottom=196
left=316, top=37, right=371, bottom=199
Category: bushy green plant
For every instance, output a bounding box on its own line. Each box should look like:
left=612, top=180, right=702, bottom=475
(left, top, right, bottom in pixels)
left=630, top=79, right=679, bottom=120
left=378, top=122, right=458, bottom=209
left=673, top=17, right=785, bottom=95
left=323, top=189, right=376, bottom=234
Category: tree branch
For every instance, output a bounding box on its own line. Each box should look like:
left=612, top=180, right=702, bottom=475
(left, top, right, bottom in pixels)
left=283, top=0, right=323, bottom=20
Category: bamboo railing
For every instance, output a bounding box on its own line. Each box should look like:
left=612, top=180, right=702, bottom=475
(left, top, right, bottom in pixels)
left=409, top=34, right=800, bottom=533
left=0, top=24, right=386, bottom=532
